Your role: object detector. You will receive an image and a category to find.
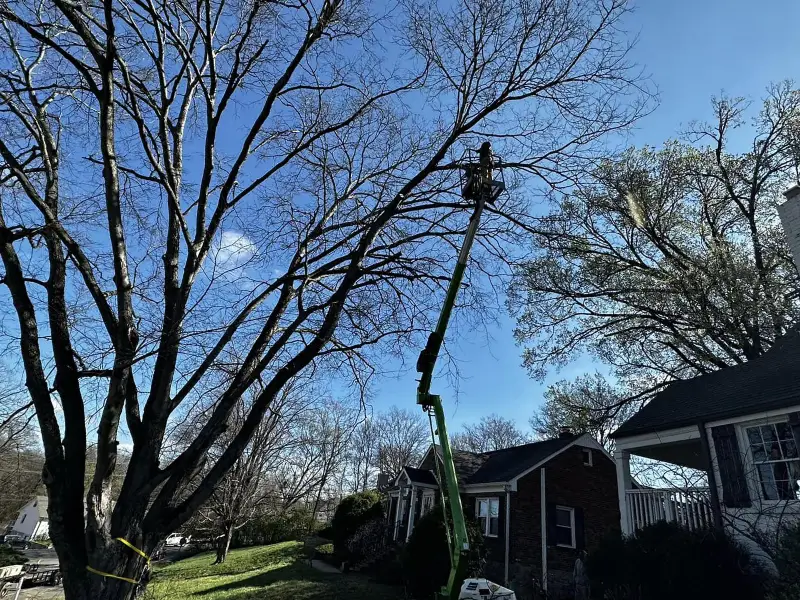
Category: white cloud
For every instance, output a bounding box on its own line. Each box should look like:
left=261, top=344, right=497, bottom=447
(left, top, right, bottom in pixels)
left=216, top=231, right=257, bottom=269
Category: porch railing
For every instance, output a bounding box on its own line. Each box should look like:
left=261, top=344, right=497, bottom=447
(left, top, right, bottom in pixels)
left=625, top=487, right=713, bottom=532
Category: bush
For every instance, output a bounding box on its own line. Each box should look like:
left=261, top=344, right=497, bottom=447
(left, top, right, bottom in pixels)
left=588, top=521, right=767, bottom=600
left=402, top=503, right=484, bottom=600
left=316, top=543, right=334, bottom=555
left=232, top=509, right=316, bottom=548
left=330, top=491, right=383, bottom=555
left=0, top=546, right=27, bottom=568
left=343, top=517, right=388, bottom=565
left=766, top=523, right=800, bottom=600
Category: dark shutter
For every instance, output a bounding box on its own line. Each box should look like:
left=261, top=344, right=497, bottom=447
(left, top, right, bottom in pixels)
left=546, top=503, right=557, bottom=547
left=574, top=507, right=585, bottom=550
left=711, top=424, right=751, bottom=508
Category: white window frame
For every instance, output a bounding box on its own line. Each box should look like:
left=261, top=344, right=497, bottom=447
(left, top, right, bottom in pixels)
left=421, top=491, right=435, bottom=516
left=582, top=448, right=593, bottom=466
left=736, top=416, right=800, bottom=504
left=475, top=497, right=500, bottom=538
left=555, top=505, right=576, bottom=549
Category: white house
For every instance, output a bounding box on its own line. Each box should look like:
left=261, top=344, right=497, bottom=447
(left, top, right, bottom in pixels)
left=610, top=184, right=800, bottom=567
left=9, top=496, right=49, bottom=541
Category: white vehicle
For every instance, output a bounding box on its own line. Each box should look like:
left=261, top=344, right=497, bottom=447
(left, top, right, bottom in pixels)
left=164, top=533, right=190, bottom=547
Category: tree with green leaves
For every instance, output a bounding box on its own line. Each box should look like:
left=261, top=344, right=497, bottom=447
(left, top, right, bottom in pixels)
left=512, top=83, right=800, bottom=403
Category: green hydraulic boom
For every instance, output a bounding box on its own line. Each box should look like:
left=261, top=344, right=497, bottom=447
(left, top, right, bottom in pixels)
left=415, top=142, right=505, bottom=600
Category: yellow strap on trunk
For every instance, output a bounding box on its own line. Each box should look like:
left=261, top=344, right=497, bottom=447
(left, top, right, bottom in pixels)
left=115, top=537, right=151, bottom=565
left=86, top=565, right=139, bottom=585
left=86, top=537, right=151, bottom=584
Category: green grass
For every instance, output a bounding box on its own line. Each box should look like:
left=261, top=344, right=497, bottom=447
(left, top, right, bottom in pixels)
left=149, top=542, right=404, bottom=600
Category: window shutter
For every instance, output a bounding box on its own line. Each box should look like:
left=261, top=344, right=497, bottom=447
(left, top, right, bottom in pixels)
left=711, top=424, right=751, bottom=508
left=546, top=503, right=557, bottom=547
left=574, top=507, right=585, bottom=550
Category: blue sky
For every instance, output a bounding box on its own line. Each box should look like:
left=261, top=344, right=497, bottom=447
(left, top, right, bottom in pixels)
left=367, top=0, right=800, bottom=430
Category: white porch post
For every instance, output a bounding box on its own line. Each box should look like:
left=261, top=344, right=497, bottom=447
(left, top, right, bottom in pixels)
left=394, top=488, right=405, bottom=541
left=406, top=486, right=418, bottom=542
left=615, top=449, right=632, bottom=535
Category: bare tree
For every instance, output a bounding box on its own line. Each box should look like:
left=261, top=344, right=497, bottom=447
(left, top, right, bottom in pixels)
left=530, top=372, right=636, bottom=448
left=452, top=414, right=530, bottom=453
left=511, top=84, right=800, bottom=398
left=345, top=416, right=380, bottom=493
left=273, top=397, right=358, bottom=514
left=375, top=406, right=429, bottom=476
left=0, top=0, right=648, bottom=597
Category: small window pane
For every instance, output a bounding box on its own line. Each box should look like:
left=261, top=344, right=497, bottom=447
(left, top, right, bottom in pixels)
left=761, top=425, right=777, bottom=443
left=478, top=500, right=488, bottom=517
left=478, top=516, right=487, bottom=533
left=782, top=440, right=798, bottom=459
left=757, top=464, right=780, bottom=500
left=489, top=517, right=499, bottom=536
left=767, top=442, right=783, bottom=461
left=554, top=526, right=572, bottom=546
left=489, top=500, right=499, bottom=518
left=555, top=508, right=571, bottom=527
left=747, top=427, right=762, bottom=445
left=776, top=423, right=794, bottom=440
left=751, top=443, right=767, bottom=461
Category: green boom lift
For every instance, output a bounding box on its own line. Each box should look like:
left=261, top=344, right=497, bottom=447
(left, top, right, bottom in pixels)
left=415, top=142, right=508, bottom=600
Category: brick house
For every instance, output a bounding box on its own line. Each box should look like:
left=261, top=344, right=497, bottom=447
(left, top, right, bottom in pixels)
left=385, top=432, right=620, bottom=598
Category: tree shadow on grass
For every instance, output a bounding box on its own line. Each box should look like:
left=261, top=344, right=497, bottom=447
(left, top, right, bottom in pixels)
left=195, top=563, right=402, bottom=600
left=194, top=564, right=332, bottom=599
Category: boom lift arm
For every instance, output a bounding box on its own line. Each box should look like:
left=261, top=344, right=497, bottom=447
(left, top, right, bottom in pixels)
left=415, top=142, right=505, bottom=600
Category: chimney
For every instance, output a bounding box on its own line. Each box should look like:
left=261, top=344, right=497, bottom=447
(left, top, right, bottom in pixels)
left=559, top=426, right=573, bottom=439
left=779, top=185, right=800, bottom=270
left=376, top=473, right=392, bottom=490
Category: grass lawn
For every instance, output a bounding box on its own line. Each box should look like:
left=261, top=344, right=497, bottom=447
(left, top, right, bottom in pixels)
left=149, top=542, right=405, bottom=600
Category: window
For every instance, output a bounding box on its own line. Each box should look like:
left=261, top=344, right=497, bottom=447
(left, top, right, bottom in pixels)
left=421, top=493, right=434, bottom=516
left=20, top=514, right=26, bottom=524
left=744, top=422, right=800, bottom=501
left=582, top=449, right=593, bottom=466
left=554, top=506, right=575, bottom=548
left=476, top=497, right=500, bottom=537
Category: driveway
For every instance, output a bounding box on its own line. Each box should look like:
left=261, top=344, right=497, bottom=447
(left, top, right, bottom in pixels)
left=20, top=548, right=59, bottom=569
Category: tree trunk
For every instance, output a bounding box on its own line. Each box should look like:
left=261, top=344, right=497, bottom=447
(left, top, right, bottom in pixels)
left=57, top=548, right=149, bottom=600
left=214, top=525, right=234, bottom=565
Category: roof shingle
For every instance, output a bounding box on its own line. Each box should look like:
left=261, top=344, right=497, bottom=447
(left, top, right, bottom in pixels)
left=612, top=327, right=800, bottom=438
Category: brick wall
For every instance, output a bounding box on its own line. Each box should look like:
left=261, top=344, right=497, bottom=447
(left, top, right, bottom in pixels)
left=508, top=445, right=620, bottom=600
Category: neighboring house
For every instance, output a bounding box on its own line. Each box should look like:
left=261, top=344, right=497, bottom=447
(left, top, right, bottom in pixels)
left=611, top=185, right=800, bottom=568
left=386, top=432, right=619, bottom=598
left=9, top=496, right=49, bottom=541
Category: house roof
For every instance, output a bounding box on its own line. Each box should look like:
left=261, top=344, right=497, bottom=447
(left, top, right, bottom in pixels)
left=466, top=435, right=580, bottom=484
left=403, top=435, right=586, bottom=487
left=612, top=327, right=800, bottom=439
left=403, top=466, right=438, bottom=486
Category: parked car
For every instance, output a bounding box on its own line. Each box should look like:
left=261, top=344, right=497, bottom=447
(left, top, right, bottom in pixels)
left=1, top=535, right=28, bottom=550
left=164, top=533, right=190, bottom=547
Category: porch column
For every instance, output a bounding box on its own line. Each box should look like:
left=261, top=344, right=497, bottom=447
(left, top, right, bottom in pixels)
left=406, top=486, right=418, bottom=542
left=394, top=488, right=405, bottom=541
left=615, top=449, right=632, bottom=535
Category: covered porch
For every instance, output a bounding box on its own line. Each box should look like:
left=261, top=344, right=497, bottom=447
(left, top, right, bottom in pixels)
left=614, top=425, right=721, bottom=535
left=385, top=466, right=438, bottom=542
